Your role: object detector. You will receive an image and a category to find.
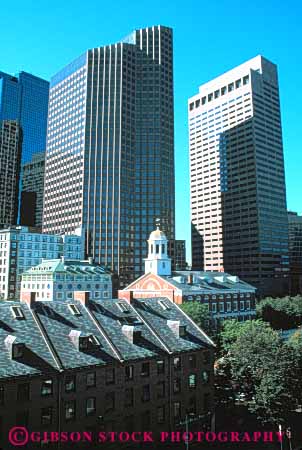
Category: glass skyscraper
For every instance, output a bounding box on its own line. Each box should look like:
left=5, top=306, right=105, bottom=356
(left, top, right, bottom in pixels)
left=0, top=120, right=22, bottom=227
left=0, top=71, right=49, bottom=163
left=43, top=26, right=175, bottom=284
left=189, top=56, right=289, bottom=296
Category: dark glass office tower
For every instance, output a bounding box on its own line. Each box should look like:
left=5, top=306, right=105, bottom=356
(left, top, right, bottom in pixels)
left=43, top=26, right=175, bottom=284
left=0, top=71, right=49, bottom=163
left=20, top=151, right=45, bottom=228
left=0, top=120, right=22, bottom=227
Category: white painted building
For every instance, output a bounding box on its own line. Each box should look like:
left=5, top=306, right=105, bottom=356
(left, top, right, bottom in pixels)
left=21, top=258, right=112, bottom=301
left=144, top=226, right=172, bottom=276
left=0, top=226, right=84, bottom=300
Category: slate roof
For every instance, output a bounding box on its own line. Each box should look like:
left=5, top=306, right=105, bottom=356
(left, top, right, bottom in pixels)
left=0, top=297, right=214, bottom=380
left=0, top=302, right=58, bottom=379
left=163, top=271, right=256, bottom=294
left=23, top=258, right=112, bottom=276
left=132, top=297, right=214, bottom=354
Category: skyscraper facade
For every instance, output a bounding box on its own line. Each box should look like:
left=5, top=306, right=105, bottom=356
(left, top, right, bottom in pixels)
left=0, top=71, right=49, bottom=163
left=189, top=56, right=289, bottom=296
left=43, top=26, right=175, bottom=285
left=0, top=120, right=22, bottom=227
left=20, top=151, right=45, bottom=228
left=288, top=211, right=302, bottom=294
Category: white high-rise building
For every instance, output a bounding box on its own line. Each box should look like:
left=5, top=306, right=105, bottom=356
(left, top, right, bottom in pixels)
left=188, top=56, right=289, bottom=296
left=0, top=226, right=84, bottom=300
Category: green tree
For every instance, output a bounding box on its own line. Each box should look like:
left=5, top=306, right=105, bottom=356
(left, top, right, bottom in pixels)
left=180, top=301, right=211, bottom=334
left=257, top=295, right=302, bottom=329
left=222, top=320, right=300, bottom=425
left=219, top=319, right=246, bottom=353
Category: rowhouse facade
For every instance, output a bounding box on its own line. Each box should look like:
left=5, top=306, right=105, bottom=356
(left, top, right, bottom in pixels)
left=0, top=294, right=215, bottom=449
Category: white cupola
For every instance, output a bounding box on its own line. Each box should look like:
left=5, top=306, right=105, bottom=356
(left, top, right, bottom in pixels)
left=144, top=226, right=171, bottom=276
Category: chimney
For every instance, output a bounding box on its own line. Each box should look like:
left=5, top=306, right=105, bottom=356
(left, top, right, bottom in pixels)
left=74, top=291, right=90, bottom=306
left=167, top=320, right=187, bottom=338
left=20, top=291, right=36, bottom=309
left=118, top=290, right=134, bottom=303
left=122, top=325, right=142, bottom=343
left=187, top=274, right=194, bottom=285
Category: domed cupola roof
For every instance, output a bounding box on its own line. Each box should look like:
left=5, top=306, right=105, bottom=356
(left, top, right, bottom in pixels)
left=149, top=226, right=167, bottom=241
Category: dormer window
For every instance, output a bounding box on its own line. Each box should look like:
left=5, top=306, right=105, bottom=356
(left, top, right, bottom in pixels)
left=88, top=335, right=100, bottom=346
left=79, top=336, right=89, bottom=351
left=117, top=302, right=131, bottom=313
left=11, top=306, right=24, bottom=320
left=12, top=343, right=24, bottom=359
left=179, top=325, right=187, bottom=337
left=159, top=299, right=171, bottom=310
left=68, top=304, right=81, bottom=316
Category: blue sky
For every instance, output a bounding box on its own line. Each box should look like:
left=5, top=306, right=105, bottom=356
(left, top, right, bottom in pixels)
left=1, top=0, right=301, bottom=261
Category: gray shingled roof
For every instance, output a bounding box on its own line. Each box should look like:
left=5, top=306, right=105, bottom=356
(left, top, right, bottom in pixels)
left=163, top=271, right=256, bottom=294
left=0, top=302, right=58, bottom=379
left=0, top=297, right=214, bottom=380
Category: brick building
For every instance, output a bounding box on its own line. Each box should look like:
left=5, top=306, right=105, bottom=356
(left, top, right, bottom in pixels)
left=119, top=227, right=257, bottom=327
left=0, top=293, right=215, bottom=449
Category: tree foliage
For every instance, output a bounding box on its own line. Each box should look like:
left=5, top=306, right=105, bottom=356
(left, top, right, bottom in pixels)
left=217, top=319, right=302, bottom=425
left=180, top=301, right=211, bottom=334
left=256, top=295, right=302, bottom=330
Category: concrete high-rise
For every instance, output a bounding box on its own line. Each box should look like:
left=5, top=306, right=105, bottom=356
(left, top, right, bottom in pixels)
left=0, top=120, right=22, bottom=227
left=0, top=71, right=49, bottom=163
left=43, top=26, right=175, bottom=285
left=288, top=211, right=302, bottom=294
left=189, top=56, right=289, bottom=296
left=20, top=151, right=45, bottom=228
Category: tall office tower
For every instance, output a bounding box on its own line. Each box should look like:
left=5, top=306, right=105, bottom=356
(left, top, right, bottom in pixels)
left=288, top=211, right=302, bottom=294
left=189, top=56, right=289, bottom=296
left=0, top=120, right=22, bottom=227
left=0, top=71, right=49, bottom=163
left=43, top=26, right=175, bottom=285
left=20, top=152, right=45, bottom=228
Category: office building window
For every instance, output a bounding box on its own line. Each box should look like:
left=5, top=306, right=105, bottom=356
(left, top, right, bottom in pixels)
left=125, top=388, right=134, bottom=407
left=65, top=401, right=76, bottom=421
left=141, top=362, right=150, bottom=377
left=188, top=374, right=197, bottom=389
left=157, top=360, right=165, bottom=375
left=86, top=372, right=96, bottom=388
left=142, top=385, right=150, bottom=402
left=125, top=365, right=134, bottom=381
left=17, top=383, right=30, bottom=402
left=41, top=407, right=53, bottom=425
left=157, top=406, right=165, bottom=424
left=86, top=397, right=96, bottom=416
left=173, top=356, right=181, bottom=370
left=65, top=375, right=76, bottom=393
left=41, top=379, right=53, bottom=396
left=105, top=368, right=115, bottom=385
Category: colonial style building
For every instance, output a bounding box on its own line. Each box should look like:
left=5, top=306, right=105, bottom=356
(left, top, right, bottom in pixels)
left=21, top=258, right=113, bottom=301
left=0, top=293, right=215, bottom=449
left=119, top=227, right=257, bottom=327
